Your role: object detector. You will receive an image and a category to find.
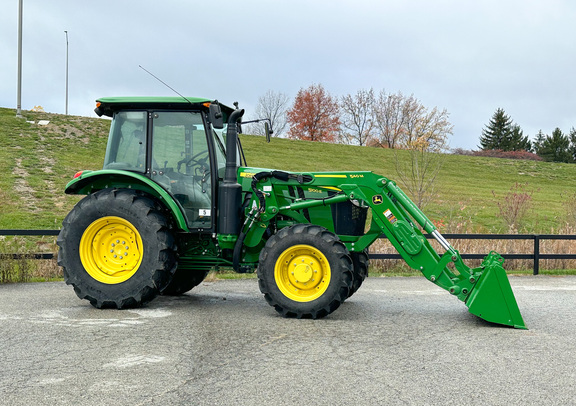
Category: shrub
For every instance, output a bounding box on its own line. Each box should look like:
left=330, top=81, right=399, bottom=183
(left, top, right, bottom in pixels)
left=563, top=192, right=576, bottom=226
left=0, top=236, right=61, bottom=283
left=0, top=237, right=33, bottom=283
left=473, top=149, right=543, bottom=161
left=451, top=148, right=474, bottom=156
left=492, top=183, right=536, bottom=231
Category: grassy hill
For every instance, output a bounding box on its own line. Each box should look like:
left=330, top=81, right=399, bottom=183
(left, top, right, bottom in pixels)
left=0, top=108, right=109, bottom=228
left=1, top=106, right=576, bottom=233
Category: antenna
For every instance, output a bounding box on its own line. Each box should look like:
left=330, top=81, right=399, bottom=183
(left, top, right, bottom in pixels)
left=138, top=65, right=194, bottom=105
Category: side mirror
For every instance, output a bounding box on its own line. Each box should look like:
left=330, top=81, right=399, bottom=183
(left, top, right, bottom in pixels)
left=264, top=122, right=272, bottom=143
left=238, top=117, right=274, bottom=141
left=209, top=103, right=224, bottom=129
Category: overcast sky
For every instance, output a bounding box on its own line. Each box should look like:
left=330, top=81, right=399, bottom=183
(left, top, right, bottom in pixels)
left=2, top=0, right=575, bottom=149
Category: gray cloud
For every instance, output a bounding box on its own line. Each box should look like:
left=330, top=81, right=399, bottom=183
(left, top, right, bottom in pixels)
left=2, top=0, right=576, bottom=149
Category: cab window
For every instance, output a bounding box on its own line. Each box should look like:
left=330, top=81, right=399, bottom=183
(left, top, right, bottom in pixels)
left=103, top=111, right=147, bottom=172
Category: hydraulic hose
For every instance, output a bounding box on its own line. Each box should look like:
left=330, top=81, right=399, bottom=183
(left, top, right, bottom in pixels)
left=251, top=170, right=312, bottom=213
left=232, top=229, right=248, bottom=272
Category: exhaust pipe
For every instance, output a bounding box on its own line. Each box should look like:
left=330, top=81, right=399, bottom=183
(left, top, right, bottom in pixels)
left=218, top=108, right=244, bottom=235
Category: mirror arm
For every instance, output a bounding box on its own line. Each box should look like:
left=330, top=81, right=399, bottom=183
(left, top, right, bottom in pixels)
left=241, top=118, right=270, bottom=125
left=241, top=118, right=274, bottom=142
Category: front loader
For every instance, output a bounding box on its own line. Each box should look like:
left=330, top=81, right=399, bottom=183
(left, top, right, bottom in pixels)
left=57, top=97, right=526, bottom=329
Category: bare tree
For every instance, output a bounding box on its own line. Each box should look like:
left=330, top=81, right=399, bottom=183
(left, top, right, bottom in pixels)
left=339, top=88, right=375, bottom=146
left=399, top=102, right=452, bottom=152
left=369, top=91, right=453, bottom=208
left=371, top=90, right=452, bottom=153
left=397, top=94, right=425, bottom=146
left=394, top=140, right=446, bottom=209
left=244, top=90, right=290, bottom=137
left=371, top=90, right=407, bottom=148
left=394, top=103, right=452, bottom=209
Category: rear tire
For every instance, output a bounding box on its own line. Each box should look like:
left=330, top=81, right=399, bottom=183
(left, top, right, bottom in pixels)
left=348, top=250, right=369, bottom=298
left=161, top=269, right=209, bottom=295
left=257, top=224, right=353, bottom=319
left=57, top=189, right=177, bottom=309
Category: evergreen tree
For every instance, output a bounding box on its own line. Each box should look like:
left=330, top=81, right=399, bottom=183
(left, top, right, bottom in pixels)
left=533, top=130, right=546, bottom=155
left=509, top=125, right=531, bottom=151
left=569, top=127, right=576, bottom=163
left=479, top=108, right=524, bottom=151
left=537, top=128, right=571, bottom=162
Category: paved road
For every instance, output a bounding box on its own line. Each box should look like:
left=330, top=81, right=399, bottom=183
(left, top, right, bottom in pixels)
left=1, top=276, right=575, bottom=406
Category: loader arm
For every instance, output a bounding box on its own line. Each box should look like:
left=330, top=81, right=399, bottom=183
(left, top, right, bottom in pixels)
left=242, top=169, right=526, bottom=329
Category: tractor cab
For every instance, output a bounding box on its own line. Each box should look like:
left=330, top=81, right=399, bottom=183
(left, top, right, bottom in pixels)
left=89, top=97, right=239, bottom=231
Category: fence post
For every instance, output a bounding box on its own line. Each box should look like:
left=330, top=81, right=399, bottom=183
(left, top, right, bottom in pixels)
left=533, top=235, right=540, bottom=275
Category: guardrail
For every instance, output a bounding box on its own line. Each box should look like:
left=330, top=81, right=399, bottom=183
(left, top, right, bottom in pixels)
left=1, top=230, right=576, bottom=275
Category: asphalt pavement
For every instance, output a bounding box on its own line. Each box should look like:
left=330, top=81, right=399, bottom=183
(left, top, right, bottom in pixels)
left=1, top=275, right=575, bottom=406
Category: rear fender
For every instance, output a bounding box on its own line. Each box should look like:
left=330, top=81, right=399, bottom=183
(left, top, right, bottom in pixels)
left=65, top=169, right=189, bottom=231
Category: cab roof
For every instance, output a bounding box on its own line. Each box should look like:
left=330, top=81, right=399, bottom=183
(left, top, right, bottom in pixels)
left=94, top=96, right=235, bottom=121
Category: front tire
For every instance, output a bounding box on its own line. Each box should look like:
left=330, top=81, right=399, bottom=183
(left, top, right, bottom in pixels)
left=57, top=189, right=177, bottom=309
left=161, top=269, right=209, bottom=295
left=257, top=224, right=353, bottom=319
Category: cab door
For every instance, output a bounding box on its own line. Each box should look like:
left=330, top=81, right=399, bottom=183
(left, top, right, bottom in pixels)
left=150, top=111, right=214, bottom=230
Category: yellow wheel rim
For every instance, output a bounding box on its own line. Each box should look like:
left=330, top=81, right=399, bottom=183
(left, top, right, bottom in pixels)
left=79, top=216, right=143, bottom=284
left=274, top=244, right=331, bottom=302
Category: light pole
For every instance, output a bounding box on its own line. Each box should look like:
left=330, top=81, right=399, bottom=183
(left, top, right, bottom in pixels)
left=64, top=30, right=68, bottom=115
left=16, top=0, right=23, bottom=118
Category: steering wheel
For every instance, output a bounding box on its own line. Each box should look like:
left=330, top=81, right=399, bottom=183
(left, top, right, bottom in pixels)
left=178, top=150, right=209, bottom=173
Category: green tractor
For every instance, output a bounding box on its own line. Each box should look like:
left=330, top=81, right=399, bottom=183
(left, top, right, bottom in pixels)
left=57, top=97, right=526, bottom=328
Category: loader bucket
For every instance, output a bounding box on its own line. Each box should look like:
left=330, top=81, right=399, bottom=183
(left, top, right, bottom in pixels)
left=465, top=252, right=527, bottom=329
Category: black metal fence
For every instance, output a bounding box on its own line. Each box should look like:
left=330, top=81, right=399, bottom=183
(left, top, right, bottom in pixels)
left=2, top=230, right=576, bottom=275
left=370, top=233, right=576, bottom=275
left=0, top=230, right=59, bottom=260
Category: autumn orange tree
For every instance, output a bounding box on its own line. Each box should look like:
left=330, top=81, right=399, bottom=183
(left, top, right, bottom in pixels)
left=286, top=84, right=340, bottom=142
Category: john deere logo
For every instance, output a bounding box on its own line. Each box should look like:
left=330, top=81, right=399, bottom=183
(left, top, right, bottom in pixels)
left=372, top=195, right=383, bottom=205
